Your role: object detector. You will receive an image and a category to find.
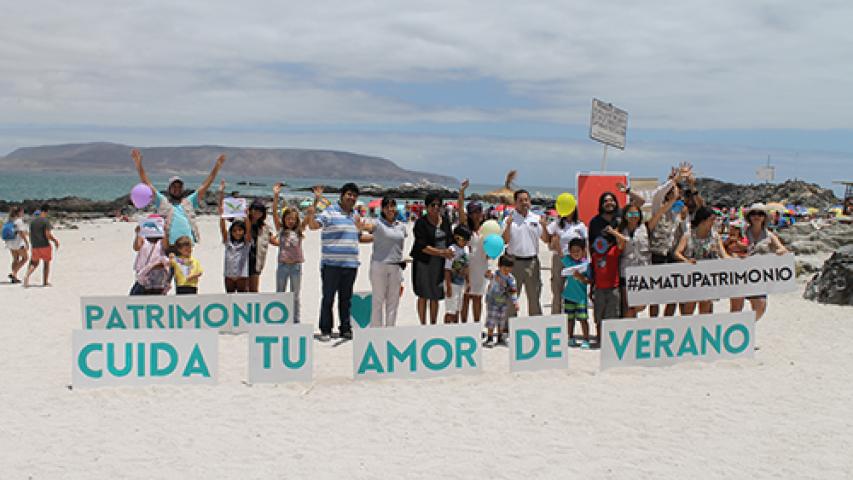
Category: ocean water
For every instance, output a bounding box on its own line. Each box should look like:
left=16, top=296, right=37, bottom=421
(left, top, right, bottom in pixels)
left=0, top=171, right=573, bottom=202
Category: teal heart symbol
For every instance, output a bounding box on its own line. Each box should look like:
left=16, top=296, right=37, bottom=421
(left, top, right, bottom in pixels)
left=350, top=293, right=372, bottom=328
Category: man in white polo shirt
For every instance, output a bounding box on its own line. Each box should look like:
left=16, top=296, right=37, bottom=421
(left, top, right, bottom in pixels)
left=502, top=189, right=548, bottom=317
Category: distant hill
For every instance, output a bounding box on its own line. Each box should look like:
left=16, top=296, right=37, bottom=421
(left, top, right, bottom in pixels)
left=0, top=142, right=457, bottom=185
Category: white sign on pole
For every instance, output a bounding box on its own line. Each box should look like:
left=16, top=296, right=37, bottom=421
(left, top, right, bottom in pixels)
left=624, top=254, right=796, bottom=307
left=509, top=315, right=569, bottom=373
left=81, top=293, right=294, bottom=333
left=756, top=166, right=775, bottom=182
left=590, top=98, right=629, bottom=150
left=72, top=329, right=218, bottom=388
left=222, top=197, right=247, bottom=218
left=352, top=323, right=482, bottom=380
left=138, top=217, right=165, bottom=239
left=600, top=312, right=755, bottom=369
left=248, top=324, right=314, bottom=383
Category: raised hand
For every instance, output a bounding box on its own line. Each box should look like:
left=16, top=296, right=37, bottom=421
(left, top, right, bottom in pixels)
left=216, top=154, right=226, bottom=166
left=131, top=149, right=142, bottom=164
left=312, top=185, right=324, bottom=199
left=273, top=182, right=283, bottom=196
left=460, top=179, right=470, bottom=191
left=219, top=179, right=226, bottom=192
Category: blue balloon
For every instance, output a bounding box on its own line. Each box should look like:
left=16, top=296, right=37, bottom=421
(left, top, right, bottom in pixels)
left=483, top=234, right=505, bottom=259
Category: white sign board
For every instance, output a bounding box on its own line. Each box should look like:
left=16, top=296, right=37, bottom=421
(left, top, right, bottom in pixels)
left=756, top=166, right=775, bottom=182
left=509, top=315, right=569, bottom=373
left=72, top=329, right=218, bottom=388
left=590, top=98, right=628, bottom=150
left=600, top=312, right=755, bottom=369
left=624, top=254, right=796, bottom=306
left=222, top=197, right=247, bottom=218
left=81, top=293, right=294, bottom=333
left=138, top=217, right=165, bottom=239
left=352, top=323, right=482, bottom=380
left=248, top=324, right=314, bottom=383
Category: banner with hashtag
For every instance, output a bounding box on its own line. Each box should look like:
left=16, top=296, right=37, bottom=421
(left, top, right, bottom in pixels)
left=624, top=254, right=797, bottom=306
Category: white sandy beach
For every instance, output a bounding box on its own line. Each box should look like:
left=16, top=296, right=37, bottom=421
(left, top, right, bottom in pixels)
left=1, top=216, right=851, bottom=479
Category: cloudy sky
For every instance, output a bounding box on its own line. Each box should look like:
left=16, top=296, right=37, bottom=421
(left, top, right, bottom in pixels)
left=1, top=1, right=851, bottom=193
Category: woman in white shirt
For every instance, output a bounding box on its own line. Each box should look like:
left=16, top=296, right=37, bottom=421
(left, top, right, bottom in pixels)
left=545, top=208, right=587, bottom=315
left=4, top=206, right=29, bottom=284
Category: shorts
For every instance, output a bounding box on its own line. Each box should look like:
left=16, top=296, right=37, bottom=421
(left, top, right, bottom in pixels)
left=31, top=246, right=52, bottom=262
left=485, top=303, right=509, bottom=329
left=563, top=300, right=589, bottom=321
left=445, top=283, right=465, bottom=314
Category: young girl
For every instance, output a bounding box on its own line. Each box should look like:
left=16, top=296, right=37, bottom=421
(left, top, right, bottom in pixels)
left=169, top=235, right=203, bottom=294
left=219, top=180, right=253, bottom=293
left=272, top=182, right=304, bottom=322
left=131, top=217, right=171, bottom=295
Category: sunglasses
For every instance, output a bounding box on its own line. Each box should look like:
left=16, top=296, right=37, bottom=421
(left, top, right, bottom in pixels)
left=626, top=212, right=641, bottom=218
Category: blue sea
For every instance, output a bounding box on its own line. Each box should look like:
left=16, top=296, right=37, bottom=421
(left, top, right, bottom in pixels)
left=0, top=171, right=572, bottom=202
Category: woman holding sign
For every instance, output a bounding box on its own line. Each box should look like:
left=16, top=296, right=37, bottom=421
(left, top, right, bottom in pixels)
left=674, top=206, right=729, bottom=315
left=729, top=203, right=789, bottom=321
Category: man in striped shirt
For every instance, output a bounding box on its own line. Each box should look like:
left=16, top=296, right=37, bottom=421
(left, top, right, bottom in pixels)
left=306, top=183, right=368, bottom=341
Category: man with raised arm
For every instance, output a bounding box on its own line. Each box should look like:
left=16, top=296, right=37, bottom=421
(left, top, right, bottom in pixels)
left=131, top=149, right=225, bottom=248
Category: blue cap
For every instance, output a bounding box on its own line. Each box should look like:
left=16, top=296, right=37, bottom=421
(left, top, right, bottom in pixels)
left=672, top=200, right=685, bottom=213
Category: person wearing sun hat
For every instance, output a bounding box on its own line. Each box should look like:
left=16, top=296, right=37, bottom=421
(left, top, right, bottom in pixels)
left=131, top=148, right=226, bottom=248
left=729, top=202, right=789, bottom=321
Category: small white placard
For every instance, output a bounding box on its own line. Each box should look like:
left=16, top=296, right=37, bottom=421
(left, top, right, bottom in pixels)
left=248, top=324, right=314, bottom=383
left=509, top=315, right=569, bottom=373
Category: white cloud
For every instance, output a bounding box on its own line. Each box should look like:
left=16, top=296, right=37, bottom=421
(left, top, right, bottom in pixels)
left=1, top=0, right=852, bottom=129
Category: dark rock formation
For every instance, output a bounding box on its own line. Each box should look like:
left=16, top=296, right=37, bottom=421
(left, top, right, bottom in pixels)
left=695, top=178, right=840, bottom=209
left=777, top=222, right=853, bottom=255
left=804, top=245, right=853, bottom=306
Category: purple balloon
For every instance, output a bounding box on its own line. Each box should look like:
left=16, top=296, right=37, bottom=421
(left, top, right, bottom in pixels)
left=130, top=183, right=153, bottom=209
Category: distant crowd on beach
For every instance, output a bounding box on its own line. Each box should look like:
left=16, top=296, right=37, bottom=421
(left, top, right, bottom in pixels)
left=5, top=150, right=853, bottom=348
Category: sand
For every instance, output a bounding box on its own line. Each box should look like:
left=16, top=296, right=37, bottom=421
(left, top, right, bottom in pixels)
left=1, top=217, right=851, bottom=479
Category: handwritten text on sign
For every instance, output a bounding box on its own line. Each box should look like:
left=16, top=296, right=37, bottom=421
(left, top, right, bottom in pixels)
left=81, top=293, right=294, bottom=333
left=353, top=323, right=482, bottom=380
left=509, top=315, right=569, bottom=373
left=624, top=254, right=796, bottom=306
left=600, top=312, right=755, bottom=369
left=248, top=324, right=314, bottom=383
left=72, top=329, right=217, bottom=388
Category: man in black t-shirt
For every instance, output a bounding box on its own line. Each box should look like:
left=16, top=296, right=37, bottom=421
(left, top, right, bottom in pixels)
left=24, top=205, right=60, bottom=288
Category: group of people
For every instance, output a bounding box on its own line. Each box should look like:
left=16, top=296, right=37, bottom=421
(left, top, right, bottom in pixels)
left=5, top=152, right=796, bottom=349
left=3, top=205, right=60, bottom=287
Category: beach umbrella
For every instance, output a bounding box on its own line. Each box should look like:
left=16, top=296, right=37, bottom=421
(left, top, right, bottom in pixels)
left=807, top=207, right=819, bottom=215
left=299, top=199, right=312, bottom=208
left=367, top=199, right=382, bottom=209
left=765, top=202, right=786, bottom=212
left=483, top=170, right=517, bottom=205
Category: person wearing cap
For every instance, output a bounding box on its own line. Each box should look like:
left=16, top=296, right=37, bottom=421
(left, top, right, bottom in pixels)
left=730, top=203, right=789, bottom=321
left=457, top=180, right=489, bottom=322
left=502, top=189, right=548, bottom=317
left=247, top=198, right=275, bottom=292
left=131, top=149, right=225, bottom=248
left=305, top=183, right=370, bottom=341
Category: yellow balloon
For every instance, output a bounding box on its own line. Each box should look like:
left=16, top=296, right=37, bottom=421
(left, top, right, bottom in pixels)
left=555, top=193, right=577, bottom=217
left=480, top=219, right=501, bottom=237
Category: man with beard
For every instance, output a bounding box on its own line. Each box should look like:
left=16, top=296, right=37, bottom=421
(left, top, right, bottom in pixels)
left=587, top=192, right=625, bottom=342
left=132, top=149, right=225, bottom=249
